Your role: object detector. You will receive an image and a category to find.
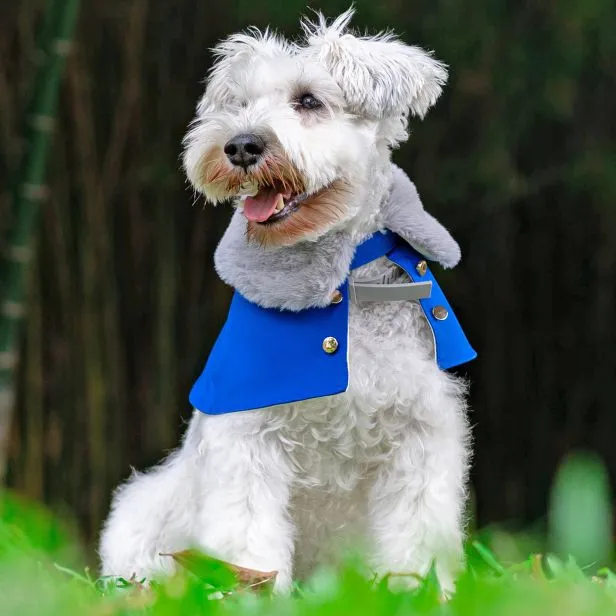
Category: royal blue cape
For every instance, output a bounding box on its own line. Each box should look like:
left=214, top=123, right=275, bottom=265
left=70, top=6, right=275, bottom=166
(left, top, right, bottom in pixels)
left=190, top=231, right=476, bottom=415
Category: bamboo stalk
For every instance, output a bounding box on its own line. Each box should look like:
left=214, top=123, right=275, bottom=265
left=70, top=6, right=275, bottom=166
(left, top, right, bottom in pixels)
left=66, top=51, right=107, bottom=537
left=155, top=190, right=178, bottom=451
left=101, top=0, right=147, bottom=486
left=0, top=0, right=80, bottom=481
left=42, top=130, right=77, bottom=514
left=23, top=250, right=44, bottom=500
left=153, top=0, right=178, bottom=453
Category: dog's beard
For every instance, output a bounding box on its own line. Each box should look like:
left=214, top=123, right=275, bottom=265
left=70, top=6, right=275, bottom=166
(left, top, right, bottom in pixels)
left=198, top=146, right=351, bottom=247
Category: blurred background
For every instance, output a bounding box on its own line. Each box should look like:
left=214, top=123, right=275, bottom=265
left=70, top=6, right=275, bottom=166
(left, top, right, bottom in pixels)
left=1, top=0, right=615, bottom=554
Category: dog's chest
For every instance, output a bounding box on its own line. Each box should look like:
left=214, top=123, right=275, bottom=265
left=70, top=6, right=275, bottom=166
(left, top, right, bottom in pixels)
left=263, top=260, right=436, bottom=488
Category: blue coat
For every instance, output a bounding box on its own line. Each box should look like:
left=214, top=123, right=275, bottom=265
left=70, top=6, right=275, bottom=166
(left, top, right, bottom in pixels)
left=190, top=231, right=476, bottom=415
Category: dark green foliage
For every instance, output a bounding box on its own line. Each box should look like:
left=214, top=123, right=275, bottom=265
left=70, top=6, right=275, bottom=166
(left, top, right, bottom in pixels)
left=549, top=453, right=612, bottom=566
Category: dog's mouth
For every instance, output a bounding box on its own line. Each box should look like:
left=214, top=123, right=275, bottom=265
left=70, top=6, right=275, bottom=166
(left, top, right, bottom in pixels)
left=195, top=145, right=350, bottom=245
left=242, top=185, right=311, bottom=225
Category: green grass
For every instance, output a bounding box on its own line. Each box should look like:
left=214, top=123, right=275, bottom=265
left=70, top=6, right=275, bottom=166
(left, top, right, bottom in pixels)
left=1, top=452, right=615, bottom=615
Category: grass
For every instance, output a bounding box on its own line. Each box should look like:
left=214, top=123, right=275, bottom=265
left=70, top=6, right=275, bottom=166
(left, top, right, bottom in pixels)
left=1, top=452, right=615, bottom=615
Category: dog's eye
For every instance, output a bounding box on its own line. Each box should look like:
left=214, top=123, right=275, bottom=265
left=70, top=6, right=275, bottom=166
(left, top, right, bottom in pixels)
left=297, top=93, right=322, bottom=110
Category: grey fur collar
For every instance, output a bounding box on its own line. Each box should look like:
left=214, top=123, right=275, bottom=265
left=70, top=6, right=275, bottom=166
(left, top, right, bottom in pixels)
left=213, top=165, right=460, bottom=311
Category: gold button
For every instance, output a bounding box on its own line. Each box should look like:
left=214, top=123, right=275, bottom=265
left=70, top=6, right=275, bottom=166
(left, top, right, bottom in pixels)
left=432, top=306, right=448, bottom=321
left=322, top=336, right=339, bottom=354
left=331, top=290, right=343, bottom=305
left=416, top=260, right=427, bottom=276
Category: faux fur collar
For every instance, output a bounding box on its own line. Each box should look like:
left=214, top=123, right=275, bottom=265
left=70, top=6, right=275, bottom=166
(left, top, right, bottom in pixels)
left=213, top=165, right=460, bottom=311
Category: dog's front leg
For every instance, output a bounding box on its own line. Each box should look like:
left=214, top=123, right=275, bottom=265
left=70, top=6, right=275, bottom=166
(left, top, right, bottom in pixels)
left=367, top=388, right=469, bottom=593
left=194, top=412, right=295, bottom=593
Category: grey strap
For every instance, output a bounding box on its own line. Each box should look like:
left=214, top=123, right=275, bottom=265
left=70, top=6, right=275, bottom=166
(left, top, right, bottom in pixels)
left=350, top=280, right=432, bottom=303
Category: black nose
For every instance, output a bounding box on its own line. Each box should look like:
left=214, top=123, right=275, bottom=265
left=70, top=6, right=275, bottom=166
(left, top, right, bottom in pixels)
left=223, top=133, right=265, bottom=168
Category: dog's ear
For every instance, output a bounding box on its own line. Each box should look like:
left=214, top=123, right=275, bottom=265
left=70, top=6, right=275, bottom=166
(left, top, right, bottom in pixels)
left=302, top=8, right=447, bottom=120
left=197, top=29, right=292, bottom=114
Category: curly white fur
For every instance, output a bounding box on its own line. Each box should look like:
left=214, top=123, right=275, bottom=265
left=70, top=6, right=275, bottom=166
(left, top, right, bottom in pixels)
left=100, top=8, right=471, bottom=594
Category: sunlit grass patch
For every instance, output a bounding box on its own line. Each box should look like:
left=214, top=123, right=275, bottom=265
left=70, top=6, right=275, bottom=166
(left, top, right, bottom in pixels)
left=1, top=452, right=614, bottom=615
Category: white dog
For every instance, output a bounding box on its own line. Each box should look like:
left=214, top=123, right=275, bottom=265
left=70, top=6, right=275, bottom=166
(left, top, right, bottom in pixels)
left=100, top=9, right=473, bottom=593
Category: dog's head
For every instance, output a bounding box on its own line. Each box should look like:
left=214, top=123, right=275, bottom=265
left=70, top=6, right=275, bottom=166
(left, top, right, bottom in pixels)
left=183, top=8, right=447, bottom=247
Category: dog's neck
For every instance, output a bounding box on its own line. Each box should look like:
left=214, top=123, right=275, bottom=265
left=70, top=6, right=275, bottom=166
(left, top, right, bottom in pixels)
left=331, top=156, right=393, bottom=243
left=213, top=164, right=461, bottom=311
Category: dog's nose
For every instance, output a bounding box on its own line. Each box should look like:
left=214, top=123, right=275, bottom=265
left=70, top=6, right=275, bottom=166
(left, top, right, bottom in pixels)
left=223, top=134, right=265, bottom=168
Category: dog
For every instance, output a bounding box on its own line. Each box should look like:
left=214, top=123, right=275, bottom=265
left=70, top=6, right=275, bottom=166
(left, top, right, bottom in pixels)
left=100, top=9, right=472, bottom=594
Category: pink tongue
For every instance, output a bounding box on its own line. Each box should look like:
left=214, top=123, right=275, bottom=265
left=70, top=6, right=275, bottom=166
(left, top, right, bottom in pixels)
left=243, top=191, right=282, bottom=222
